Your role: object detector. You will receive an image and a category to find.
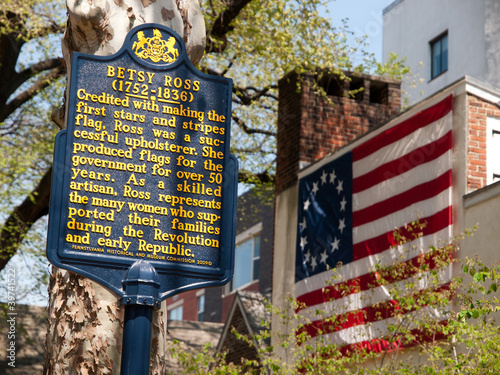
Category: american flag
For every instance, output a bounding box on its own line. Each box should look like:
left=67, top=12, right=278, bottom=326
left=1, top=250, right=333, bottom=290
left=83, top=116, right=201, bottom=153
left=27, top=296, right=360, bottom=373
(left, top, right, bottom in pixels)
left=295, top=95, right=453, bottom=353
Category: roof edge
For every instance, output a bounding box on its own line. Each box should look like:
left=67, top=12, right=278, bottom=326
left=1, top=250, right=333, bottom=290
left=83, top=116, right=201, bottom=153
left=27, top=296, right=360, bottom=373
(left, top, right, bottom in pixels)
left=383, top=0, right=404, bottom=15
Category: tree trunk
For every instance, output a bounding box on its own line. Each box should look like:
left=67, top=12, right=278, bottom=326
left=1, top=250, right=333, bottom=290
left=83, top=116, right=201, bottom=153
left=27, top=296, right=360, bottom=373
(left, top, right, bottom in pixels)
left=43, top=1, right=205, bottom=373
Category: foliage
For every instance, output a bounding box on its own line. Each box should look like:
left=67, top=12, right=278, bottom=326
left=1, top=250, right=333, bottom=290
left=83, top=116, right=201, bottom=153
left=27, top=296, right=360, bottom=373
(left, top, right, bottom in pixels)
left=167, top=226, right=500, bottom=374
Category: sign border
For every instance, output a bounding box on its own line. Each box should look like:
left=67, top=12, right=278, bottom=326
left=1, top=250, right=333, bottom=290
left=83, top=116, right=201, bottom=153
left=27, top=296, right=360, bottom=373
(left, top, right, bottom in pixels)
left=46, top=24, right=237, bottom=301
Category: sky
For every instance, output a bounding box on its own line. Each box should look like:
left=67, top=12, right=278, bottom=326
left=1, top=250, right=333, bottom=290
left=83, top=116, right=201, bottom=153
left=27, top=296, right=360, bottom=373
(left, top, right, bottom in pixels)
left=327, top=0, right=396, bottom=62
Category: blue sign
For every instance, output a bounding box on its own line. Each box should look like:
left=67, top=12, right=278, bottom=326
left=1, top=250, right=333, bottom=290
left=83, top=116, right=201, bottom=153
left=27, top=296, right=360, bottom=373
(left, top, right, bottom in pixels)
left=47, top=24, right=237, bottom=303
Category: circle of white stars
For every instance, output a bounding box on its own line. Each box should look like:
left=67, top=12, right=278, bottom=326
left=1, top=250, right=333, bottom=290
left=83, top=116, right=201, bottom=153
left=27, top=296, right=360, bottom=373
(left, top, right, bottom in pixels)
left=299, top=168, right=347, bottom=272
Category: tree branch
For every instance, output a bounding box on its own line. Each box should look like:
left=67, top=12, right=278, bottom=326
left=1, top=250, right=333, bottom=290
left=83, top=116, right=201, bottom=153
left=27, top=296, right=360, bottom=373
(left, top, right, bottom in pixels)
left=0, top=168, right=52, bottom=271
left=238, top=169, right=275, bottom=184
left=233, top=115, right=276, bottom=136
left=201, top=67, right=278, bottom=111
left=0, top=64, right=65, bottom=122
left=206, top=0, right=253, bottom=53
left=234, top=85, right=278, bottom=106
left=4, top=58, right=65, bottom=100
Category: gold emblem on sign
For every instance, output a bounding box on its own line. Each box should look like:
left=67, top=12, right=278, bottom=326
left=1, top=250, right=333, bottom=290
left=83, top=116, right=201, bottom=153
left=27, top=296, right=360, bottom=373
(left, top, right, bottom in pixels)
left=133, top=29, right=179, bottom=63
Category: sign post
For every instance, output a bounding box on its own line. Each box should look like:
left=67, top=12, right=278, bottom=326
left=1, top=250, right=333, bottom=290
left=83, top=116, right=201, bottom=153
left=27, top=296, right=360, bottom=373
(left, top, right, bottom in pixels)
left=46, top=24, right=237, bottom=374
left=120, top=261, right=159, bottom=375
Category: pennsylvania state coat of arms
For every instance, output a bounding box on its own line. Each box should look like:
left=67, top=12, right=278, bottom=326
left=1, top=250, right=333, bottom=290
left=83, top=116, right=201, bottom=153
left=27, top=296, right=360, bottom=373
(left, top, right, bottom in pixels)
left=132, top=29, right=179, bottom=63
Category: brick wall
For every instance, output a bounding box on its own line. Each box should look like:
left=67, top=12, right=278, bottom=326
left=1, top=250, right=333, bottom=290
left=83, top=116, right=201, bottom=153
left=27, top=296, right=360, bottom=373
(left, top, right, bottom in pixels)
left=219, top=307, right=259, bottom=367
left=466, top=94, right=500, bottom=191
left=276, top=71, right=401, bottom=193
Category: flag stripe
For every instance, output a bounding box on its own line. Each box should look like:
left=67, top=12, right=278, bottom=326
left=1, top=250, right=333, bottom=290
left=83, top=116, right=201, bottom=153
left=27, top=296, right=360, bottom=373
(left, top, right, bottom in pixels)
left=352, top=206, right=452, bottom=260
left=352, top=131, right=451, bottom=194
left=297, top=268, right=452, bottom=322
left=336, top=321, right=449, bottom=356
left=353, top=171, right=451, bottom=227
left=304, top=305, right=449, bottom=347
left=296, top=250, right=452, bottom=314
left=352, top=96, right=453, bottom=162
left=353, top=113, right=452, bottom=179
left=353, top=188, right=451, bottom=245
left=353, top=152, right=452, bottom=212
left=295, top=226, right=452, bottom=298
left=299, top=321, right=450, bottom=371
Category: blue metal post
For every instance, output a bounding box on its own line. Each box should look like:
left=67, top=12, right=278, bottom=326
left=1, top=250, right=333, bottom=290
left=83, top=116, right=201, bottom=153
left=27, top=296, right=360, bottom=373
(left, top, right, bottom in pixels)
left=120, top=261, right=161, bottom=375
left=121, top=304, right=154, bottom=375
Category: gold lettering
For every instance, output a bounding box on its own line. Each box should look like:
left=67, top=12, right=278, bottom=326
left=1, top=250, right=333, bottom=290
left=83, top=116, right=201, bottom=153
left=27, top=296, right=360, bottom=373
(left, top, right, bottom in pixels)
left=117, top=67, right=125, bottom=79
left=123, top=185, right=151, bottom=200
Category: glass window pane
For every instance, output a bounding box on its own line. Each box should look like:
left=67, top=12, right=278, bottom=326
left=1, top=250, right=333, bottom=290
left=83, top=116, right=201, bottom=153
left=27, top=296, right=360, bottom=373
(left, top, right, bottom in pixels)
left=431, top=33, right=448, bottom=78
left=253, top=258, right=259, bottom=281
left=233, top=240, right=253, bottom=289
left=253, top=236, right=260, bottom=258
left=169, top=305, right=183, bottom=321
left=197, top=295, right=205, bottom=321
left=441, top=34, right=448, bottom=72
left=432, top=39, right=441, bottom=78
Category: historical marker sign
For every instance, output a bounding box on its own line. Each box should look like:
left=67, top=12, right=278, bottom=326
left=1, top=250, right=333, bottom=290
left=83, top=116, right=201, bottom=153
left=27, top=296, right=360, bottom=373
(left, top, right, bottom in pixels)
left=47, top=24, right=237, bottom=301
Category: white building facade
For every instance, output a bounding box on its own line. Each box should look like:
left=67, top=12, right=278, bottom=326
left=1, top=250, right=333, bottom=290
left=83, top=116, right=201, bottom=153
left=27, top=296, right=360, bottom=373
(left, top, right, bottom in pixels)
left=383, top=0, right=500, bottom=104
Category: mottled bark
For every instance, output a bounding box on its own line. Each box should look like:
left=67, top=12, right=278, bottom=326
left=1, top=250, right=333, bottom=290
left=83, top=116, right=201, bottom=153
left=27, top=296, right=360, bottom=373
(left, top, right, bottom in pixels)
left=62, top=0, right=206, bottom=73
left=44, top=1, right=204, bottom=373
left=43, top=269, right=168, bottom=374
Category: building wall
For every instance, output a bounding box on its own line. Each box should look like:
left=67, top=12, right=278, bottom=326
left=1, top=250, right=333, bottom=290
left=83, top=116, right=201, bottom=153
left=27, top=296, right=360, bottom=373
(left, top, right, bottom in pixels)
left=462, top=182, right=500, bottom=266
left=484, top=0, right=500, bottom=86
left=456, top=84, right=500, bottom=281
left=465, top=93, right=500, bottom=191
left=383, top=0, right=488, bottom=104
left=166, top=289, right=200, bottom=321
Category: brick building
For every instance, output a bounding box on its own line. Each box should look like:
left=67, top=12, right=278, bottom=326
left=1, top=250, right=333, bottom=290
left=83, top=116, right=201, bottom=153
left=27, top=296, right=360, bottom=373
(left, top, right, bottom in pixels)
left=276, top=70, right=402, bottom=194
left=216, top=291, right=270, bottom=370
left=165, top=69, right=401, bottom=326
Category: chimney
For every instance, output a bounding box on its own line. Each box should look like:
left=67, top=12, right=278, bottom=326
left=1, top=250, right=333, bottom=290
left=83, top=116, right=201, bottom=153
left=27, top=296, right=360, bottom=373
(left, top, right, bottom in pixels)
left=276, top=70, right=401, bottom=194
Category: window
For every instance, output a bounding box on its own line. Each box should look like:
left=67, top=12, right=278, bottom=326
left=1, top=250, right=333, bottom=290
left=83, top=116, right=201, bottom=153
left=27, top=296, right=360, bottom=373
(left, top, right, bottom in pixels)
left=431, top=32, right=448, bottom=79
left=227, top=234, right=260, bottom=292
left=169, top=305, right=183, bottom=321
left=487, top=117, right=500, bottom=185
left=197, top=294, right=205, bottom=321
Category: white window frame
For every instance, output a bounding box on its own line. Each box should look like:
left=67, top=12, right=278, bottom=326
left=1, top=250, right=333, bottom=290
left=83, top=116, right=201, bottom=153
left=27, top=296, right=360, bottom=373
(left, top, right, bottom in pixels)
left=196, top=290, right=205, bottom=321
left=167, top=299, right=184, bottom=321
left=430, top=32, right=448, bottom=80
left=224, top=222, right=262, bottom=295
left=487, top=117, right=500, bottom=185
